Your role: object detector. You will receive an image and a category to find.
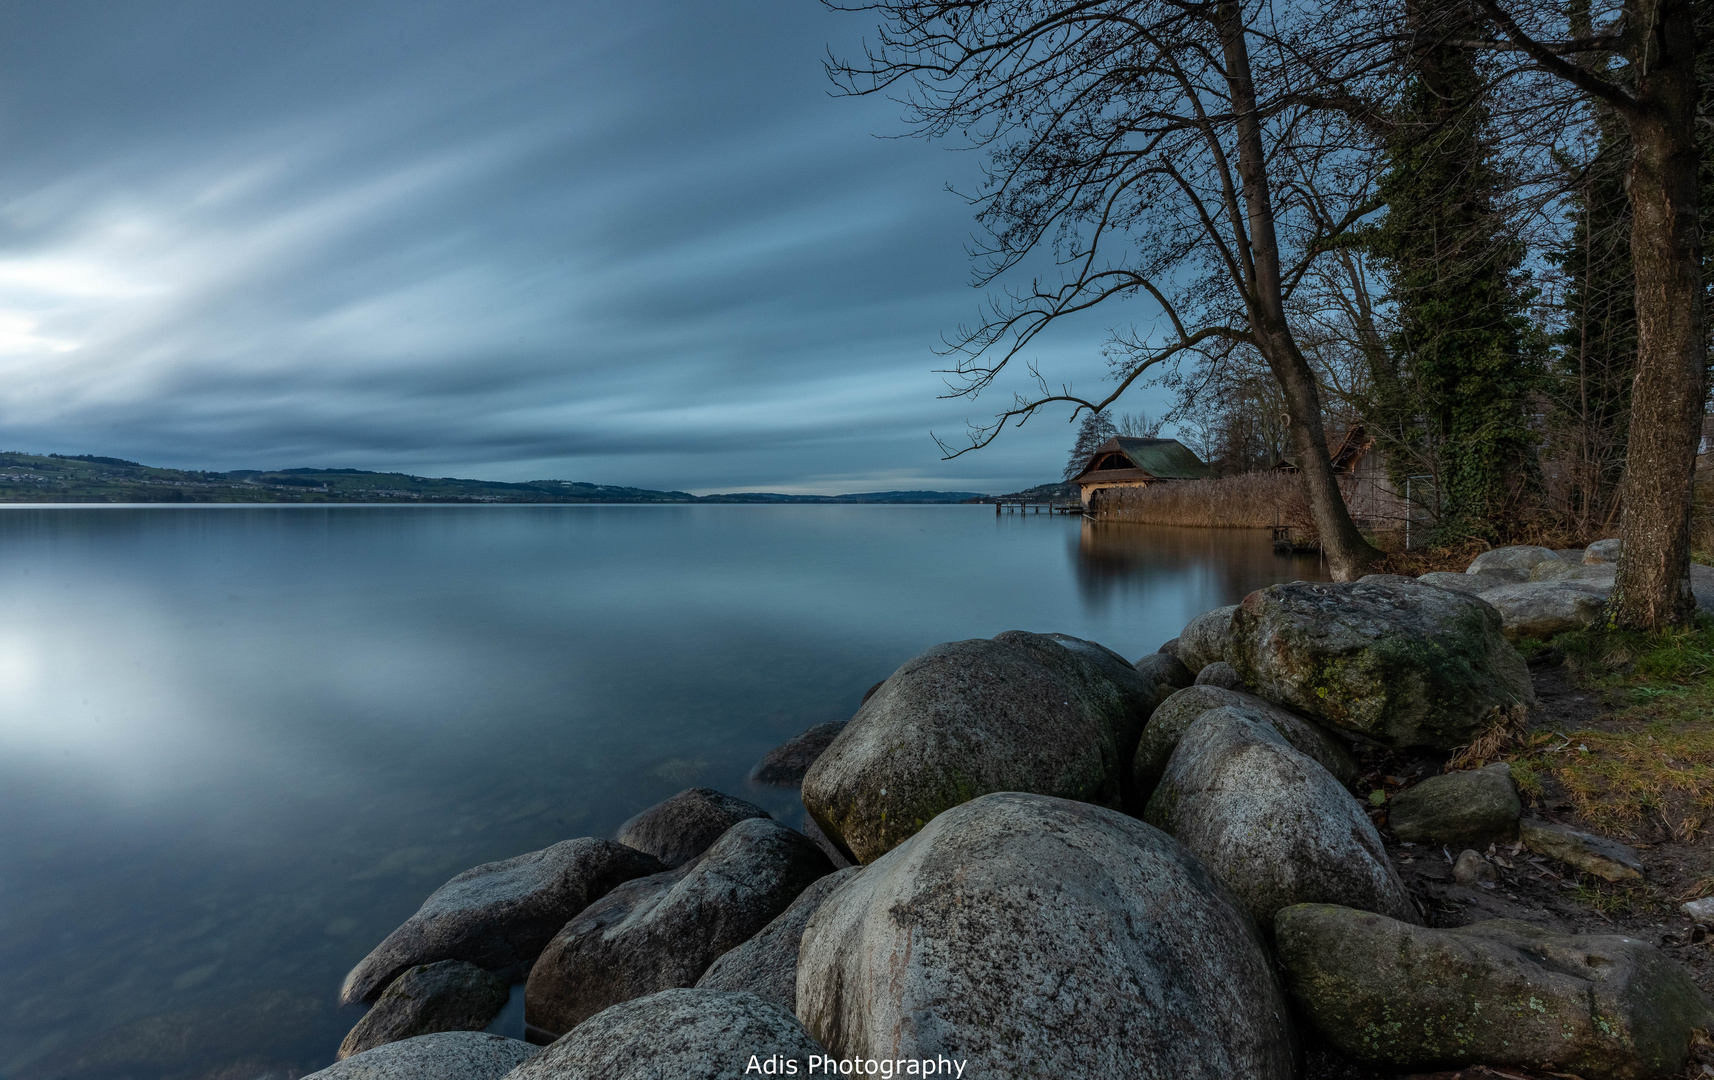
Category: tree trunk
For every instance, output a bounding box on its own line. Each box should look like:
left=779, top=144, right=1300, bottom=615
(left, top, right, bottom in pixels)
left=1609, top=0, right=1704, bottom=629
left=1216, top=2, right=1381, bottom=580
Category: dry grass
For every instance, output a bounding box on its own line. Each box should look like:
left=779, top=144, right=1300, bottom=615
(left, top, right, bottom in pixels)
left=1090, top=472, right=1307, bottom=530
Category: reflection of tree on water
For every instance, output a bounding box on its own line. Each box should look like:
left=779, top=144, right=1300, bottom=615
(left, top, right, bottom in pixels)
left=1072, top=518, right=1327, bottom=609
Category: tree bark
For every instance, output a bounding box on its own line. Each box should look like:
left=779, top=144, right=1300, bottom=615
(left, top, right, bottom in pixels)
left=1216, top=2, right=1381, bottom=580
left=1609, top=0, right=1704, bottom=629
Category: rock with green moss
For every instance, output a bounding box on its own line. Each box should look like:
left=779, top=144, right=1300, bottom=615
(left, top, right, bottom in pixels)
left=1275, top=904, right=1714, bottom=1079
left=1177, top=605, right=1238, bottom=673
left=1145, top=710, right=1416, bottom=931
left=801, top=632, right=1155, bottom=864
left=797, top=792, right=1298, bottom=1080
left=1520, top=819, right=1644, bottom=883
left=1226, top=578, right=1535, bottom=751
left=1130, top=685, right=1357, bottom=804
left=1467, top=545, right=1564, bottom=576
left=1387, top=764, right=1521, bottom=847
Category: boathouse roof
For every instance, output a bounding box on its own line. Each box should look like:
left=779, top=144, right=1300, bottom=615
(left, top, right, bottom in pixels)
left=1072, top=437, right=1215, bottom=485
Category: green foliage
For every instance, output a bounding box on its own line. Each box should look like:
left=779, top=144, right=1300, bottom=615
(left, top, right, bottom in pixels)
left=1364, top=11, right=1543, bottom=544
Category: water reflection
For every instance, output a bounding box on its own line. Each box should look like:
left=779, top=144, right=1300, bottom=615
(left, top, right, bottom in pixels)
left=0, top=506, right=1326, bottom=1080
left=1072, top=518, right=1328, bottom=613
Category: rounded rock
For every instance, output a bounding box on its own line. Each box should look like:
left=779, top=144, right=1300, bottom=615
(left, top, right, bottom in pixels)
left=615, top=788, right=771, bottom=870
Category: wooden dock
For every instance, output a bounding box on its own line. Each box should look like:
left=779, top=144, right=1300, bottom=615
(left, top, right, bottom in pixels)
left=993, top=500, right=1084, bottom=516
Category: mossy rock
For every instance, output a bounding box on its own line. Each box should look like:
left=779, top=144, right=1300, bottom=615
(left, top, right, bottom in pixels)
left=1227, top=578, right=1534, bottom=751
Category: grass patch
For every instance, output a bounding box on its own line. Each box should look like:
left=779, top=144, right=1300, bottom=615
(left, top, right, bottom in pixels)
left=1569, top=880, right=1652, bottom=918
left=1504, top=620, right=1714, bottom=836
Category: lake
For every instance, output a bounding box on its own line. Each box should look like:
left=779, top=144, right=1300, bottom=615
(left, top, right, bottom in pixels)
left=0, top=505, right=1326, bottom=1079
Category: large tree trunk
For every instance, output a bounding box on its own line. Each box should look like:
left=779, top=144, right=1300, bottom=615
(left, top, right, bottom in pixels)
left=1216, top=2, right=1381, bottom=580
left=1609, top=0, right=1704, bottom=629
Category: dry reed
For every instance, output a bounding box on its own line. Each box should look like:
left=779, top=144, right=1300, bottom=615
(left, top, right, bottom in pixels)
left=1090, top=472, right=1308, bottom=530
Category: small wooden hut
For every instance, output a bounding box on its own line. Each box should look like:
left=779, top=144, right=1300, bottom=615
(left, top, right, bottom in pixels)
left=1070, top=436, right=1216, bottom=508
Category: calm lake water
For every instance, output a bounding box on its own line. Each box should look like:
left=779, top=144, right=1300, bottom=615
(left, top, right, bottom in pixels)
left=0, top=505, right=1326, bottom=1079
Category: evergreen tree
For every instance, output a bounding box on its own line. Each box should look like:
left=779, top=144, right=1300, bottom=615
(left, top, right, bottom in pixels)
left=1365, top=1, right=1543, bottom=542
left=1062, top=411, right=1117, bottom=481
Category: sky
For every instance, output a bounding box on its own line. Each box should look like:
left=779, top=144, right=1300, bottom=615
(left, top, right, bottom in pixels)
left=0, top=0, right=1167, bottom=495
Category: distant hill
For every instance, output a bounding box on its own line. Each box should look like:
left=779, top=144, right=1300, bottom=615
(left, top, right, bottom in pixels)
left=980, top=481, right=1079, bottom=502
left=0, top=452, right=987, bottom=504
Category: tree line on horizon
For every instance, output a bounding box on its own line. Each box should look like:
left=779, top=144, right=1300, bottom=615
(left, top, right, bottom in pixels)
left=829, top=0, right=1710, bottom=630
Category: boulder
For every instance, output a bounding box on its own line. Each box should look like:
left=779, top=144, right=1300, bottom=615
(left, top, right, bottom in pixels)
left=339, top=961, right=509, bottom=1059
left=304, top=1033, right=536, bottom=1080
left=1476, top=581, right=1609, bottom=639
left=1467, top=545, right=1564, bottom=576
left=1131, top=685, right=1358, bottom=804
left=1415, top=571, right=1488, bottom=596
left=1521, top=819, right=1644, bottom=883
left=1144, top=709, right=1416, bottom=930
left=1585, top=538, right=1621, bottom=564
left=1386, top=764, right=1521, bottom=847
left=695, top=867, right=858, bottom=1012
left=1193, top=660, right=1242, bottom=689
left=801, top=631, right=1152, bottom=864
left=1530, top=560, right=1617, bottom=585
left=614, top=788, right=770, bottom=869
left=1275, top=904, right=1714, bottom=1079
left=524, top=817, right=831, bottom=1039
left=797, top=792, right=1297, bottom=1079
left=506, top=989, right=823, bottom=1080
left=1177, top=605, right=1238, bottom=673
left=1227, top=578, right=1535, bottom=751
left=798, top=815, right=854, bottom=870
left=748, top=722, right=847, bottom=787
left=1133, top=650, right=1194, bottom=695
left=341, top=839, right=664, bottom=1005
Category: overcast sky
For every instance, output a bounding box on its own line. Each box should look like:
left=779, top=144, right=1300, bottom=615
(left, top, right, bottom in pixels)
left=0, top=0, right=1166, bottom=494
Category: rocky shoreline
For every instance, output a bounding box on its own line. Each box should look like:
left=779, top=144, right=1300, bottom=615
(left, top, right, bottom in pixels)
left=312, top=542, right=1714, bottom=1080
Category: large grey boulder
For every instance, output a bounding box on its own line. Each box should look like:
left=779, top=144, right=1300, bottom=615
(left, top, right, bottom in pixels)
left=695, top=867, right=858, bottom=1012
left=1133, top=650, right=1194, bottom=697
left=1477, top=581, right=1609, bottom=639
left=796, top=792, right=1297, bottom=1080
left=304, top=1033, right=535, bottom=1080
left=1227, top=578, right=1535, bottom=751
left=341, top=839, right=664, bottom=1004
left=1416, top=571, right=1488, bottom=596
left=749, top=722, right=847, bottom=787
left=1131, top=685, right=1357, bottom=804
left=1177, top=605, right=1238, bottom=673
left=1144, top=709, right=1416, bottom=931
left=1468, top=545, right=1564, bottom=576
left=1585, top=538, right=1621, bottom=564
left=1387, top=764, right=1521, bottom=847
left=1276, top=904, right=1714, bottom=1079
left=339, top=961, right=509, bottom=1059
left=524, top=817, right=831, bottom=1039
left=614, top=788, right=770, bottom=869
left=506, top=989, right=823, bottom=1080
left=801, top=631, right=1153, bottom=864
left=1530, top=560, right=1617, bottom=585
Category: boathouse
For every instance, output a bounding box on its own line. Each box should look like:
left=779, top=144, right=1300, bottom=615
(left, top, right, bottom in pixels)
left=1070, top=436, right=1216, bottom=507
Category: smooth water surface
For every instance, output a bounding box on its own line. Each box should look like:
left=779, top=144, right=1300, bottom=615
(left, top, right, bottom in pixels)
left=0, top=505, right=1325, bottom=1078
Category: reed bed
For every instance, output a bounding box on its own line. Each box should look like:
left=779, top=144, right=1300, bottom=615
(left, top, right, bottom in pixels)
left=1090, top=471, right=1304, bottom=529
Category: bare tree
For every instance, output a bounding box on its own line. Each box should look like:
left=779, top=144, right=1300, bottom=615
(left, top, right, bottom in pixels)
left=826, top=0, right=1387, bottom=578
left=1468, top=0, right=1704, bottom=628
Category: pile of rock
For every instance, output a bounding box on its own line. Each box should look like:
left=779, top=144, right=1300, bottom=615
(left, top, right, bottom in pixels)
left=314, top=576, right=1711, bottom=1080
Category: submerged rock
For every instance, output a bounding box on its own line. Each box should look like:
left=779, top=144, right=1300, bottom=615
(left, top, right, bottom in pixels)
left=695, top=867, right=858, bottom=1012
left=339, top=960, right=509, bottom=1059
left=524, top=817, right=830, bottom=1039
left=305, top=1033, right=536, bottom=1080
left=748, top=722, right=847, bottom=787
left=1521, top=819, right=1644, bottom=882
left=1227, top=578, right=1534, bottom=751
left=801, top=631, right=1152, bottom=864
left=1386, top=764, right=1521, bottom=847
left=1177, top=605, right=1237, bottom=673
left=614, top=788, right=770, bottom=870
left=796, top=792, right=1297, bottom=1080
left=341, top=839, right=664, bottom=1005
left=1144, top=708, right=1416, bottom=930
left=1130, top=685, right=1357, bottom=804
left=1276, top=904, right=1713, bottom=1079
left=507, top=989, right=823, bottom=1080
